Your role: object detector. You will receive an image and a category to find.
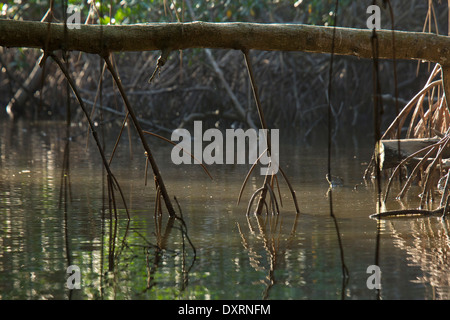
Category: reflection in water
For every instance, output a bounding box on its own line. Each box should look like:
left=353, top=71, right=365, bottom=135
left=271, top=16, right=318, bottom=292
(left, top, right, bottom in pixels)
left=2, top=120, right=450, bottom=299
left=387, top=218, right=450, bottom=299
left=237, top=214, right=299, bottom=299
left=144, top=206, right=196, bottom=295
left=326, top=186, right=349, bottom=299
left=61, top=139, right=73, bottom=300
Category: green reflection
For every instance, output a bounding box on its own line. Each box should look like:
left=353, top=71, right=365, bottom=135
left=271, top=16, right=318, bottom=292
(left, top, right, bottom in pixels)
left=2, top=121, right=450, bottom=300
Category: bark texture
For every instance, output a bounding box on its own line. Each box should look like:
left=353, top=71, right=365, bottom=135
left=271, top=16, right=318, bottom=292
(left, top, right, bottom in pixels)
left=1, top=19, right=450, bottom=65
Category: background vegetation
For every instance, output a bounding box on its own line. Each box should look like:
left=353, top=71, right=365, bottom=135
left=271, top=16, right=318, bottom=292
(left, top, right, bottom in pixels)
left=0, top=0, right=448, bottom=140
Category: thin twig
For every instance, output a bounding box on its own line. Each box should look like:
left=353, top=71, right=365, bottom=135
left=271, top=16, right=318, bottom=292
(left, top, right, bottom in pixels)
left=143, top=130, right=213, bottom=180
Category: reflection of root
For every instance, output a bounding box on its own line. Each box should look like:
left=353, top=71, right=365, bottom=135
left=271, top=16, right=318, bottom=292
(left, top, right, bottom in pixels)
left=237, top=211, right=300, bottom=299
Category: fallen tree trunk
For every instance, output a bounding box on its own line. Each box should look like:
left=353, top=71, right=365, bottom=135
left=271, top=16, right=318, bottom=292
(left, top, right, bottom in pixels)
left=4, top=19, right=450, bottom=123
left=370, top=207, right=445, bottom=219
left=1, top=19, right=450, bottom=64
left=6, top=57, right=46, bottom=119
left=378, top=137, right=450, bottom=169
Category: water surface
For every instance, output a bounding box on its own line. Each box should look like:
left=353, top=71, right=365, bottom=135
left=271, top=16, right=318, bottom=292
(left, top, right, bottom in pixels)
left=1, top=120, right=450, bottom=300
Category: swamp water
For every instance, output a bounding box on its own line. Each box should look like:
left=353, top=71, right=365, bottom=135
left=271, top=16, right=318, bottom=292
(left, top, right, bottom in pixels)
left=1, top=120, right=450, bottom=300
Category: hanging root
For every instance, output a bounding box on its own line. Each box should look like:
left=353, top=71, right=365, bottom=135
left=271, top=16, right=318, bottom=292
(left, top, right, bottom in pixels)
left=246, top=182, right=280, bottom=216
left=241, top=50, right=300, bottom=215
left=50, top=52, right=130, bottom=220
left=103, top=53, right=176, bottom=217
left=365, top=61, right=450, bottom=218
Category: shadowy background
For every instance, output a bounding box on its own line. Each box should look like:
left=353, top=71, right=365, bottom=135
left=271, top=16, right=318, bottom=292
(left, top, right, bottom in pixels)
left=0, top=0, right=446, bottom=141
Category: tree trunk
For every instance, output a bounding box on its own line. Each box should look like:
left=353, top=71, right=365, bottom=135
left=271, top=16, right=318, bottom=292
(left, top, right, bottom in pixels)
left=1, top=19, right=450, bottom=65
left=6, top=58, right=46, bottom=119
left=379, top=138, right=450, bottom=169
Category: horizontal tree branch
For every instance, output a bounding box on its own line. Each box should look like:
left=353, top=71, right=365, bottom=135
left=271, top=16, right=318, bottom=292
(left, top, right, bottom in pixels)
left=1, top=19, right=450, bottom=65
